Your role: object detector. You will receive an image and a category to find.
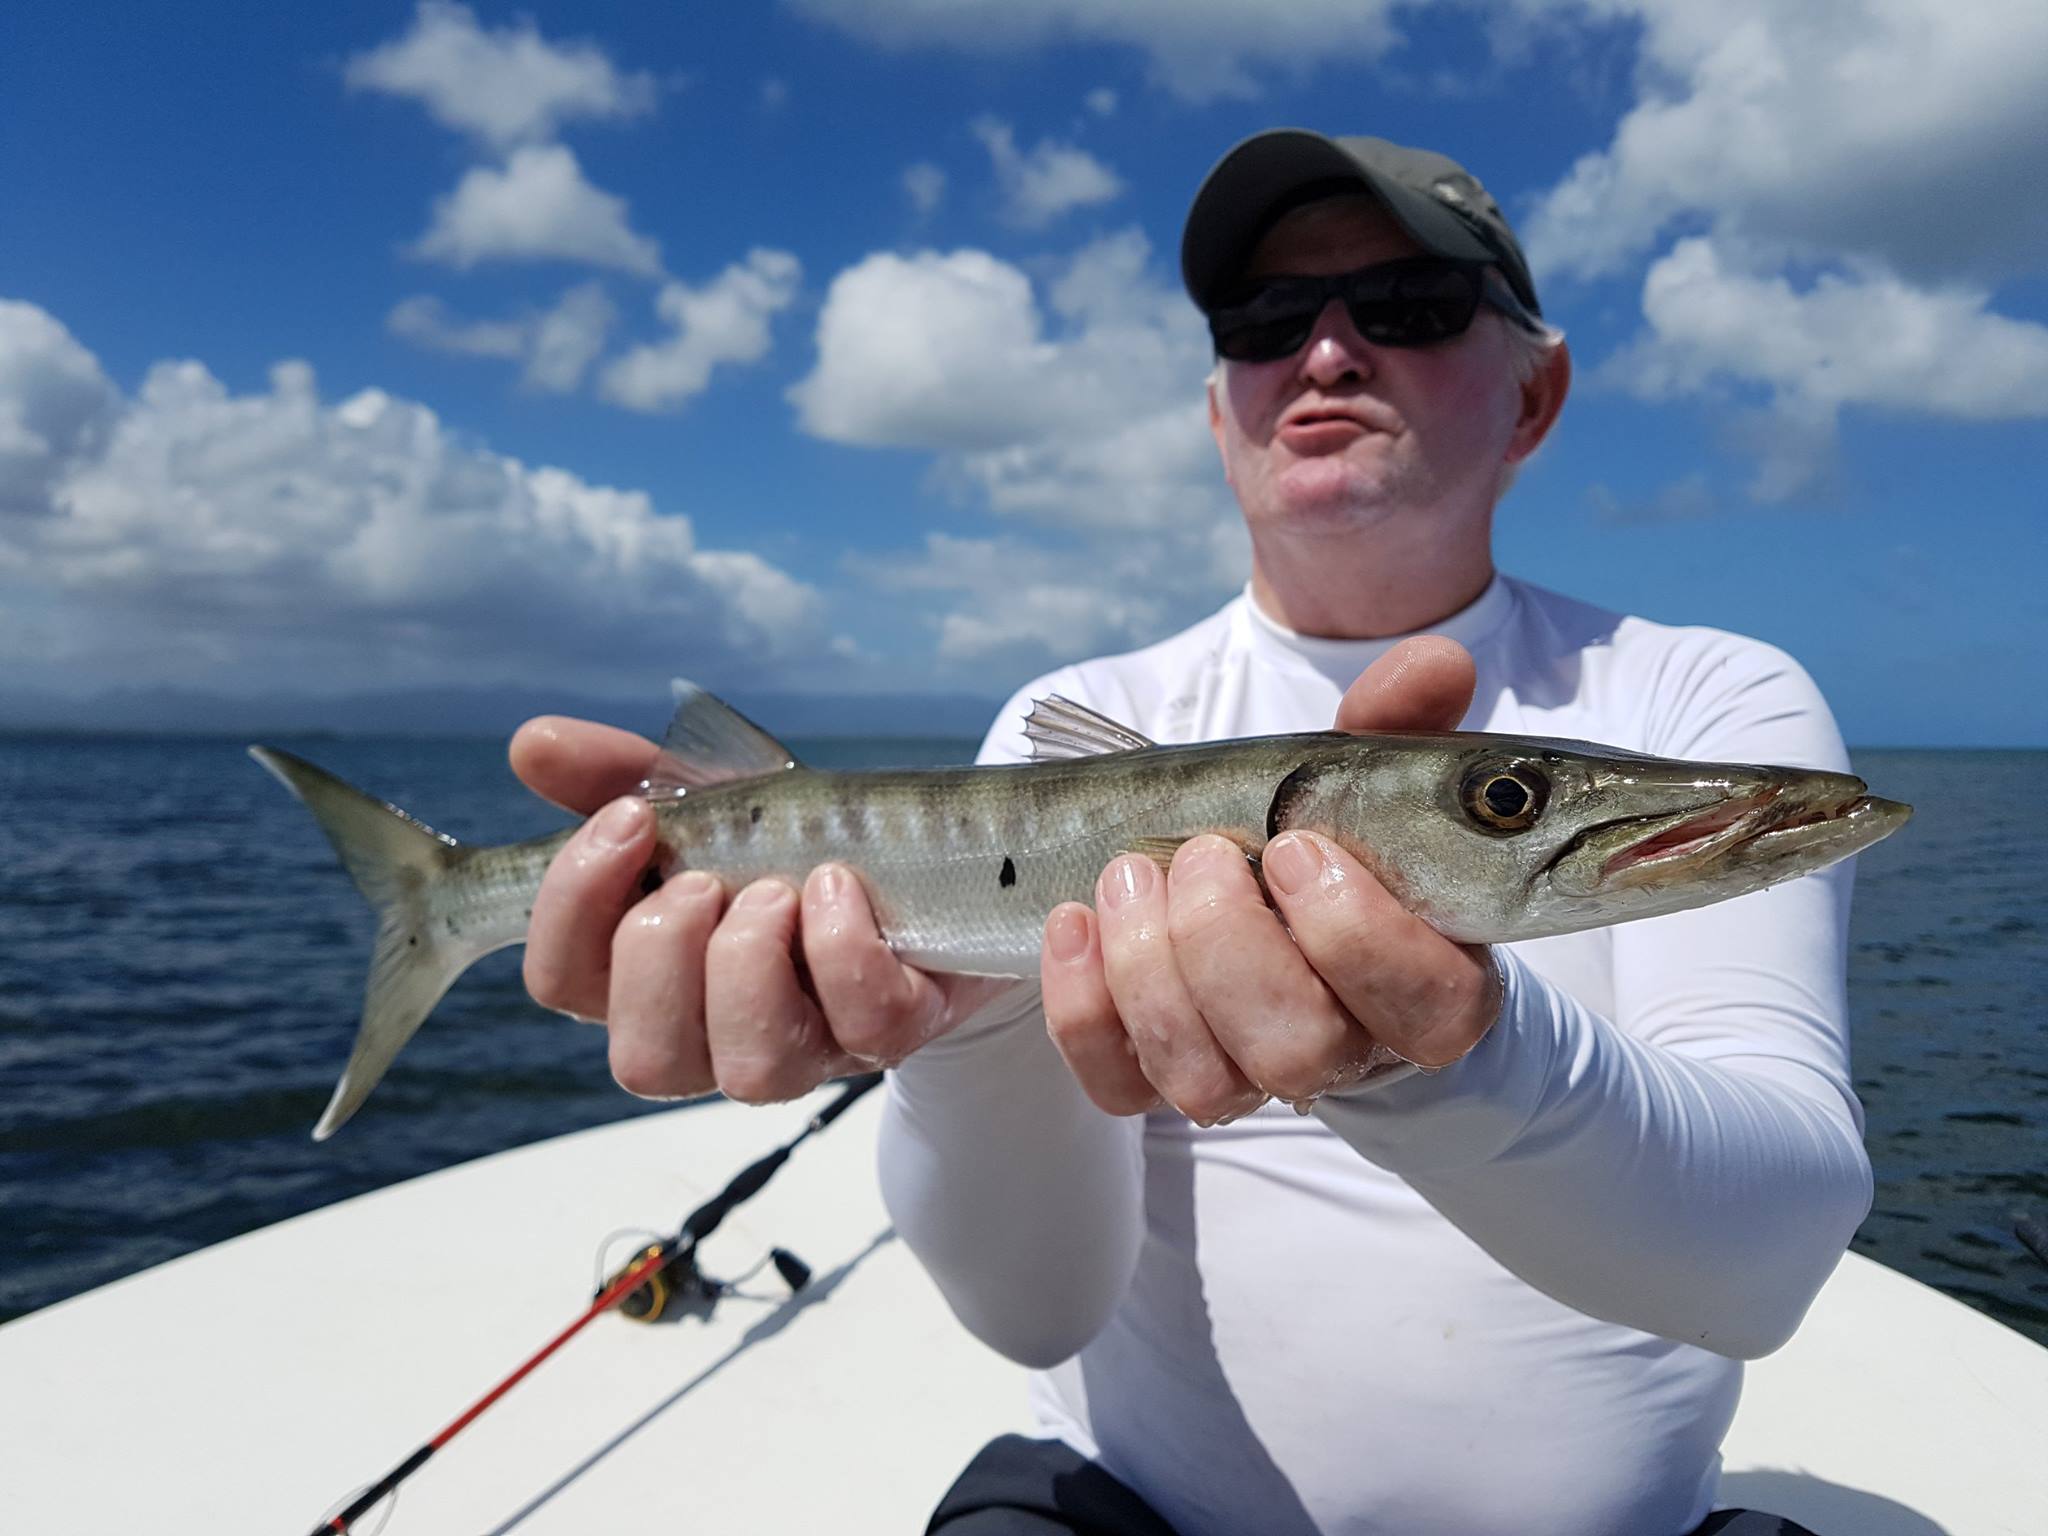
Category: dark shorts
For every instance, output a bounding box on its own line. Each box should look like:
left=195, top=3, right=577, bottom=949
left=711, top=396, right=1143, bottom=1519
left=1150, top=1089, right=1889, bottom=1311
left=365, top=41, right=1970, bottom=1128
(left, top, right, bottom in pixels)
left=927, top=1435, right=1825, bottom=1536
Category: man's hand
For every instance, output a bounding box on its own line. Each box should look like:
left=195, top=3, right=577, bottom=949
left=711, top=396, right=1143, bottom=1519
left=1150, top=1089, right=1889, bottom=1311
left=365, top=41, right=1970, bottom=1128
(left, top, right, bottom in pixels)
left=509, top=718, right=1010, bottom=1103
left=1038, top=636, right=1503, bottom=1121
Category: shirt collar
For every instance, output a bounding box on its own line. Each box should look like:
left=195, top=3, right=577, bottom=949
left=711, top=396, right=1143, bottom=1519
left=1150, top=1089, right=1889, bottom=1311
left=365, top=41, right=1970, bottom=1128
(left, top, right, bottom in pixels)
left=1237, top=575, right=1516, bottom=691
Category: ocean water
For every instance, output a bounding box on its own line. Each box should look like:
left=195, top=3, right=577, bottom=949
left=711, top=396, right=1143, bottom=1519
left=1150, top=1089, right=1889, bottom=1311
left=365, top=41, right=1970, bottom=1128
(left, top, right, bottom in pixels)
left=0, top=737, right=2042, bottom=1347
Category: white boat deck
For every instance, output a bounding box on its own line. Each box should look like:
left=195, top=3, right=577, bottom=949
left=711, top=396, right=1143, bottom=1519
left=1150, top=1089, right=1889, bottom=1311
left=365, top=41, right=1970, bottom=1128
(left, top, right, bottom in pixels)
left=2, top=1088, right=2043, bottom=1535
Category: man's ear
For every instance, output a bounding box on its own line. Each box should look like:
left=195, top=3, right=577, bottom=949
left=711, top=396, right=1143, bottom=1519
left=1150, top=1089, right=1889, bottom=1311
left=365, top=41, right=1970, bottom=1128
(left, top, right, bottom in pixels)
left=1507, top=339, right=1571, bottom=465
left=1207, top=369, right=1235, bottom=489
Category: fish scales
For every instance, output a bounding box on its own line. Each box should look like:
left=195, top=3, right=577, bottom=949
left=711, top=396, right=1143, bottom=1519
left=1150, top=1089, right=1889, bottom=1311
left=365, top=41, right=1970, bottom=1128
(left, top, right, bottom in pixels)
left=249, top=687, right=1909, bottom=1137
left=637, top=742, right=1297, bottom=974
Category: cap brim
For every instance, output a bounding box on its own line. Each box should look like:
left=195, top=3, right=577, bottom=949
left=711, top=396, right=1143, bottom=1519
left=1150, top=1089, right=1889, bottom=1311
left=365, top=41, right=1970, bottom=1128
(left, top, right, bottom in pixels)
left=1181, top=129, right=1499, bottom=311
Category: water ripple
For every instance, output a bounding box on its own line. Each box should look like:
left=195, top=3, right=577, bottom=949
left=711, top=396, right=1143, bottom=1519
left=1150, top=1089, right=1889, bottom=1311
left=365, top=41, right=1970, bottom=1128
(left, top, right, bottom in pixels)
left=1, top=737, right=2043, bottom=1347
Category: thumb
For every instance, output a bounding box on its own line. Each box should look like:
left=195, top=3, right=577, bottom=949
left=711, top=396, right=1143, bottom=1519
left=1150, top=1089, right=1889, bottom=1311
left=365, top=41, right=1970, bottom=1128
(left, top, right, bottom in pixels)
left=1334, top=636, right=1476, bottom=735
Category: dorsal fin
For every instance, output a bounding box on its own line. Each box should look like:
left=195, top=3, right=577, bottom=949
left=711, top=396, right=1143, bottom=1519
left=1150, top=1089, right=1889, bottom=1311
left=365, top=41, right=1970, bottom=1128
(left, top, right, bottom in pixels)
left=1023, top=695, right=1155, bottom=761
left=644, top=680, right=800, bottom=797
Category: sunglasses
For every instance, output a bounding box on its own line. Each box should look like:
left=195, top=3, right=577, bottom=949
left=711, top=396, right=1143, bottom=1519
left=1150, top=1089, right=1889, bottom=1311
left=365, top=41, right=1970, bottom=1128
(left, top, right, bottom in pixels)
left=1206, top=257, right=1534, bottom=362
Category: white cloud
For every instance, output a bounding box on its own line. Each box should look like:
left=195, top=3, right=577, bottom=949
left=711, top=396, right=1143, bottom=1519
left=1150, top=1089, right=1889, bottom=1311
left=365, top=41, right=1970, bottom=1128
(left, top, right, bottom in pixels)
left=1506, top=1, right=2048, bottom=501
left=784, top=0, right=1403, bottom=100
left=856, top=520, right=1248, bottom=678
left=971, top=117, right=1122, bottom=228
left=1614, top=238, right=2048, bottom=420
left=938, top=586, right=1140, bottom=663
left=794, top=232, right=1246, bottom=672
left=863, top=533, right=1166, bottom=663
left=760, top=78, right=790, bottom=110
left=903, top=161, right=946, bottom=215
left=1521, top=0, right=2048, bottom=285
left=1084, top=88, right=1118, bottom=117
left=387, top=295, right=527, bottom=360
left=524, top=284, right=620, bottom=392
left=345, top=0, right=656, bottom=149
left=789, top=248, right=1057, bottom=451
left=599, top=250, right=802, bottom=413
left=792, top=230, right=1224, bottom=530
left=1603, top=237, right=2048, bottom=500
left=388, top=284, right=618, bottom=393
left=1719, top=396, right=1842, bottom=506
left=1585, top=473, right=1716, bottom=527
left=0, top=298, right=821, bottom=695
left=0, top=300, right=121, bottom=518
left=410, top=144, right=662, bottom=276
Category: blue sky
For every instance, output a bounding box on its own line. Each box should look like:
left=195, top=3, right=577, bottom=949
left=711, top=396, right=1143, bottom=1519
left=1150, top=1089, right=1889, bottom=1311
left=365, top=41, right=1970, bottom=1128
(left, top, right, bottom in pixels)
left=2, top=1, right=2043, bottom=745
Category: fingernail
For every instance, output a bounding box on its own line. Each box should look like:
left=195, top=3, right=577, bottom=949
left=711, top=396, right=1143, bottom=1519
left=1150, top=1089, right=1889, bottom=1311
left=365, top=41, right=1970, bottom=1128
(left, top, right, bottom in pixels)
left=1101, top=855, right=1153, bottom=909
left=1264, top=833, right=1324, bottom=896
left=592, top=796, right=648, bottom=851
left=1047, top=907, right=1090, bottom=963
left=673, top=870, right=719, bottom=901
left=811, top=864, right=847, bottom=904
left=1175, top=835, right=1239, bottom=878
left=734, top=880, right=789, bottom=912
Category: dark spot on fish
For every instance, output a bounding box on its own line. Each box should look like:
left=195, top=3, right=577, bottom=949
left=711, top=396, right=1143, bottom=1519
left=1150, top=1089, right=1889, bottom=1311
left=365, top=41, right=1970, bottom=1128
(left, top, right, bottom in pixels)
left=407, top=935, right=418, bottom=948
left=750, top=804, right=763, bottom=825
left=523, top=907, right=532, bottom=919
left=639, top=866, right=664, bottom=898
left=828, top=799, right=865, bottom=845
left=999, top=855, right=1017, bottom=888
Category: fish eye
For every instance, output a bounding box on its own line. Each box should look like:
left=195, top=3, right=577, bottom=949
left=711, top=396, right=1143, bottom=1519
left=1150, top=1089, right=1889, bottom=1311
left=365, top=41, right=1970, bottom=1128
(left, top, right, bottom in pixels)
left=1461, top=762, right=1548, bottom=833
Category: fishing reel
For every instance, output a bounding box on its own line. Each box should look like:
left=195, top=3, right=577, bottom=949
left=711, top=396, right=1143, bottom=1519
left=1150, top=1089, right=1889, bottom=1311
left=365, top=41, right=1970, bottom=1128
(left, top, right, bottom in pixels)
left=595, top=1075, right=880, bottom=1326
left=601, top=1240, right=814, bottom=1324
left=313, top=1075, right=881, bottom=1535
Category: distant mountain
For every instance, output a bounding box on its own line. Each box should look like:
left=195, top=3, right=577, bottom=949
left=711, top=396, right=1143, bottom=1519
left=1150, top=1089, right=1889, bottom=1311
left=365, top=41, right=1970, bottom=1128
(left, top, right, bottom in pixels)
left=0, top=683, right=1005, bottom=741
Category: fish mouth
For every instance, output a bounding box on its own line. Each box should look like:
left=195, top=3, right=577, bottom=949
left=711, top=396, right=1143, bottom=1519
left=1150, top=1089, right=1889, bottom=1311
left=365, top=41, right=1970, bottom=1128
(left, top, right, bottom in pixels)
left=1553, top=773, right=1912, bottom=897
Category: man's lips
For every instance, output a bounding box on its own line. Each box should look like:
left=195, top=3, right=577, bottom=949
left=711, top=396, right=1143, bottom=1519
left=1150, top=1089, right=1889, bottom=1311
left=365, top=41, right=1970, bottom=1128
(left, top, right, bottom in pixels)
left=1276, top=408, right=1380, bottom=453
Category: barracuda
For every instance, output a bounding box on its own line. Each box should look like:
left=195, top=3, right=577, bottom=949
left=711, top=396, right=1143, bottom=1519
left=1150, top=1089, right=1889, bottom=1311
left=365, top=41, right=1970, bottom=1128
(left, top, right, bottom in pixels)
left=253, top=685, right=1911, bottom=1139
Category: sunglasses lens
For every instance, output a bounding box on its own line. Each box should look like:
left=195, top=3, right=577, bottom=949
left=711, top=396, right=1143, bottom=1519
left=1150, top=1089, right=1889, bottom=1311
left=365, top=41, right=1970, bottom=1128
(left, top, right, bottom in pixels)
left=1348, top=264, right=1483, bottom=345
left=1209, top=261, right=1486, bottom=360
left=1212, top=313, right=1313, bottom=362
left=1209, top=283, right=1319, bottom=362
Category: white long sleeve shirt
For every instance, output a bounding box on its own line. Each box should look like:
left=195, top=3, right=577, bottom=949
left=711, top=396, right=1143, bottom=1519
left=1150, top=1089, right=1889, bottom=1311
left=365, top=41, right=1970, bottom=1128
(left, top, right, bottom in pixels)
left=880, top=575, right=1874, bottom=1536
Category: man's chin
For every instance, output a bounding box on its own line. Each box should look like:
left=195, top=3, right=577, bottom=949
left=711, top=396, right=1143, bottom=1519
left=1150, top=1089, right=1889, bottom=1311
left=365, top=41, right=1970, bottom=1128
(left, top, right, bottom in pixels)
left=1262, top=463, right=1402, bottom=531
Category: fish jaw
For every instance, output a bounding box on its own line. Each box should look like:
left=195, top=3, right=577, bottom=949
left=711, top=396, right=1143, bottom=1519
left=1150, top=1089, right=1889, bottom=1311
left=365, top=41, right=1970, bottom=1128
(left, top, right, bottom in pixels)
left=1547, top=767, right=1910, bottom=906
left=1684, top=790, right=1911, bottom=887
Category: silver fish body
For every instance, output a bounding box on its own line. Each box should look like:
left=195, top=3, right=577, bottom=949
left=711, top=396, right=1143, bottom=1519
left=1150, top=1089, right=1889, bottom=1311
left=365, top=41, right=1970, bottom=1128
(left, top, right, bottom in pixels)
left=253, top=689, right=1910, bottom=1138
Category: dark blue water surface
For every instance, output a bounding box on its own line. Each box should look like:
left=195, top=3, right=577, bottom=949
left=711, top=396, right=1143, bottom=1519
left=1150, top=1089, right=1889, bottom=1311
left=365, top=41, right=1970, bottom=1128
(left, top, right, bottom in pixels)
left=1, top=738, right=2042, bottom=1345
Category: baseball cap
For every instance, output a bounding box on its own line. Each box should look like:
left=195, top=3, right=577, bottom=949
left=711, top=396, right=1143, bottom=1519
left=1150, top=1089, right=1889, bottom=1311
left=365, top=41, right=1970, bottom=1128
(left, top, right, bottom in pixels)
left=1180, top=129, right=1541, bottom=318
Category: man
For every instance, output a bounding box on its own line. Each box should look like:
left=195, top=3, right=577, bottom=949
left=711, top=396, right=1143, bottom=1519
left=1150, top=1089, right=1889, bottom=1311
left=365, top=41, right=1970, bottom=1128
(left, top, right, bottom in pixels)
left=510, top=132, right=1870, bottom=1535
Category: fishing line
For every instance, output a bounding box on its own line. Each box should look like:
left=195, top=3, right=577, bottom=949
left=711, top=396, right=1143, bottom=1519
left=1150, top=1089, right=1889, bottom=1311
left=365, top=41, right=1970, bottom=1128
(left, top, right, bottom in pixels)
left=314, top=1483, right=396, bottom=1536
left=304, top=1072, right=883, bottom=1535
left=713, top=1248, right=781, bottom=1293
left=592, top=1227, right=669, bottom=1293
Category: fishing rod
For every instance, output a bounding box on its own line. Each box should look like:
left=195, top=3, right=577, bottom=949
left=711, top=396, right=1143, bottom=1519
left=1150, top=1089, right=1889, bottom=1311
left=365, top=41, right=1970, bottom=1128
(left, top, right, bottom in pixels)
left=307, top=1071, right=884, bottom=1536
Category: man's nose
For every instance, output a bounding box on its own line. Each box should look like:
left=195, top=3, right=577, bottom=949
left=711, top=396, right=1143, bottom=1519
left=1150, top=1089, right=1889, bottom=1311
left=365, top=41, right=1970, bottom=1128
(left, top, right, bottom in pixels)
left=1297, top=299, right=1374, bottom=387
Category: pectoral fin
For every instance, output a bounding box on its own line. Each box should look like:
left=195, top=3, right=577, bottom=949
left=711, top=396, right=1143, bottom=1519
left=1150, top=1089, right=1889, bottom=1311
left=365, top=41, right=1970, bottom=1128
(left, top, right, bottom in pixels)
left=1120, top=834, right=1262, bottom=876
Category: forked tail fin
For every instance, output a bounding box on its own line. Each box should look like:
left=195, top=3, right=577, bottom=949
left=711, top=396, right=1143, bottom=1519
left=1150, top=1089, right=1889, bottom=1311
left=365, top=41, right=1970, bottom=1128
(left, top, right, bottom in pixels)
left=250, top=746, right=479, bottom=1140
